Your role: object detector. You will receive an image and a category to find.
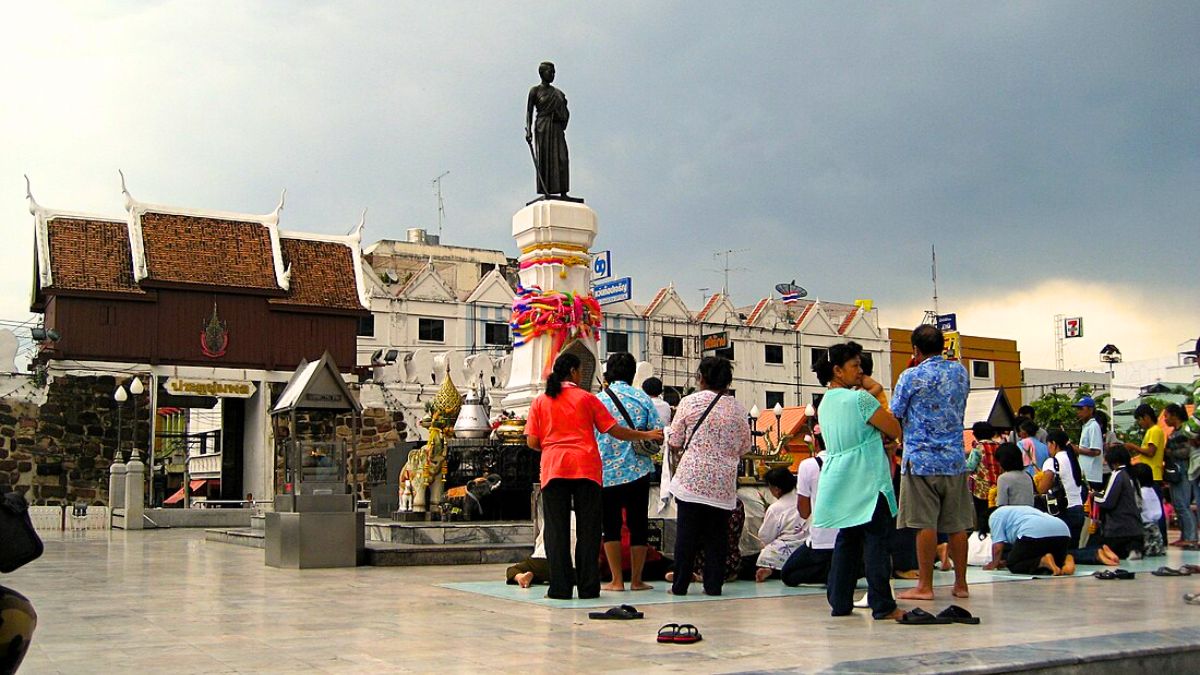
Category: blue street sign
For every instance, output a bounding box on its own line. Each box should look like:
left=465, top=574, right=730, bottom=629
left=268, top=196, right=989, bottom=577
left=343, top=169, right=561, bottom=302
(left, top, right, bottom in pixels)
left=936, top=313, right=957, bottom=332
left=593, top=277, right=632, bottom=306
left=592, top=250, right=612, bottom=281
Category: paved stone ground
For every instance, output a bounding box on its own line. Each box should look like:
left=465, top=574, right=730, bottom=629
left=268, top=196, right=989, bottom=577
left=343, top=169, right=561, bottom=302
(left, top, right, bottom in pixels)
left=7, top=529, right=1200, bottom=673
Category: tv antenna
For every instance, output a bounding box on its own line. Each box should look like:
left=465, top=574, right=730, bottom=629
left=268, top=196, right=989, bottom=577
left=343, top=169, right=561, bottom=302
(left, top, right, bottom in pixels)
left=709, top=248, right=749, bottom=296
left=432, top=171, right=450, bottom=240
left=922, top=244, right=940, bottom=325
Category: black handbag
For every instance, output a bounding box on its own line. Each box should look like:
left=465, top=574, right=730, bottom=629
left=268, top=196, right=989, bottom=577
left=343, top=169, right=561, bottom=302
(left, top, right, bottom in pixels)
left=1035, top=457, right=1067, bottom=516
left=0, top=492, right=44, bottom=573
left=604, top=386, right=660, bottom=458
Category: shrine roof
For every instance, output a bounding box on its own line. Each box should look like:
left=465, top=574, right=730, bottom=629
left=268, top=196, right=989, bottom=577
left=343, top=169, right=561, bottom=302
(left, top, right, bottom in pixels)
left=139, top=210, right=280, bottom=290
left=271, top=236, right=367, bottom=311
left=44, top=216, right=144, bottom=295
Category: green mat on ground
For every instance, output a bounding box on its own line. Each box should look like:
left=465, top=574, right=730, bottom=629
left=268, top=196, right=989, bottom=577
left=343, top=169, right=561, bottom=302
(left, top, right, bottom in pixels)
left=440, top=568, right=1031, bottom=608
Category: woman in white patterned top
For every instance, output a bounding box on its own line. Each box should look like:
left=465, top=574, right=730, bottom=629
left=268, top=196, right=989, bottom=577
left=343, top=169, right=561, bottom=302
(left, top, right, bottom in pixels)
left=665, top=356, right=750, bottom=596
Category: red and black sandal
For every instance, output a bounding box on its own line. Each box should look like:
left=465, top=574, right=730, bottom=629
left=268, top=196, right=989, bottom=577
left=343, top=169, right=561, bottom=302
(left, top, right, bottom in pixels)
left=674, top=624, right=703, bottom=644
left=657, top=624, right=679, bottom=643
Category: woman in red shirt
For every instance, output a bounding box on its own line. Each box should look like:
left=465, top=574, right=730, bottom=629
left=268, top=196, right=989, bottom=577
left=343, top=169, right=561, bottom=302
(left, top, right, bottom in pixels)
left=526, top=352, right=664, bottom=599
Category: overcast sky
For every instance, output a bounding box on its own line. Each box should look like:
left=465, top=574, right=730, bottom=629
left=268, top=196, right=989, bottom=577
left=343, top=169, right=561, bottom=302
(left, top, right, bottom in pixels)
left=3, top=1, right=1197, bottom=370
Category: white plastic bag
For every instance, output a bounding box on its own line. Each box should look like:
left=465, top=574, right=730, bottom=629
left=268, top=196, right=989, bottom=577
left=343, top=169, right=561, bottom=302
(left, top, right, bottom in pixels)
left=966, top=531, right=993, bottom=567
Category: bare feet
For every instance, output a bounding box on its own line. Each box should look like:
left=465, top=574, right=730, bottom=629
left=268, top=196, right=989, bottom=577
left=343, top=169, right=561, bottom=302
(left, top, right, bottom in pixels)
left=952, top=585, right=970, bottom=599
left=1041, top=553, right=1062, bottom=576
left=894, top=569, right=920, bottom=579
left=897, top=587, right=935, bottom=601
left=1063, top=555, right=1076, bottom=576
left=665, top=572, right=674, bottom=582
left=630, top=582, right=653, bottom=591
left=1099, top=545, right=1120, bottom=566
left=515, top=571, right=534, bottom=588
left=880, top=608, right=906, bottom=621
left=755, top=567, right=773, bottom=583
left=601, top=582, right=625, bottom=592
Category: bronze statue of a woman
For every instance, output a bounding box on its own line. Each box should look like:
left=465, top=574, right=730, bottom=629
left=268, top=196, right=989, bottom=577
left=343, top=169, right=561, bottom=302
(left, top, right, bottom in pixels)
left=525, top=62, right=570, bottom=197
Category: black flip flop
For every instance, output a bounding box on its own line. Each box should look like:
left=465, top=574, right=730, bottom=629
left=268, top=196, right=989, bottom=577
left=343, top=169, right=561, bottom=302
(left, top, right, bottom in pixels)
left=1113, top=569, right=1136, bottom=580
left=589, top=605, right=643, bottom=620
left=1152, top=566, right=1187, bottom=577
left=896, top=607, right=952, bottom=625
left=1093, top=570, right=1117, bottom=580
left=674, top=624, right=703, bottom=644
left=936, top=604, right=980, bottom=625
left=657, top=623, right=679, bottom=643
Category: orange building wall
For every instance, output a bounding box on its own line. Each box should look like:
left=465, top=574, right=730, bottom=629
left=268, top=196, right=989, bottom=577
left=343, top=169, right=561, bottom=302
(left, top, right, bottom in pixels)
left=888, top=328, right=1023, bottom=410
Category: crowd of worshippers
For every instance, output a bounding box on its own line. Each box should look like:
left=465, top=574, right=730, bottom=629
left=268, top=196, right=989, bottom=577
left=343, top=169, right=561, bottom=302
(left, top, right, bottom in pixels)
left=515, top=325, right=1200, bottom=618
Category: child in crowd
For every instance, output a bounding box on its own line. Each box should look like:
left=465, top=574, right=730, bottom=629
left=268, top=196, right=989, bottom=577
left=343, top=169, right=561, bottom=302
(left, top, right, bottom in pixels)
left=748, top=467, right=808, bottom=582
left=1073, top=446, right=1144, bottom=566
left=995, top=443, right=1037, bottom=508
left=1130, top=463, right=1166, bottom=558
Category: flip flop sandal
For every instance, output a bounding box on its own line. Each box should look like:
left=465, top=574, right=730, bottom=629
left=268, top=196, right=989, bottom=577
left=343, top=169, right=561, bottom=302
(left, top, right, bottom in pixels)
left=674, top=624, right=703, bottom=644
left=1113, top=569, right=1136, bottom=580
left=1093, top=570, right=1117, bottom=580
left=589, top=605, right=643, bottom=620
left=1183, top=564, right=1200, bottom=574
left=1153, top=567, right=1187, bottom=577
left=657, top=624, right=679, bottom=643
left=936, top=604, right=981, bottom=625
left=896, top=607, right=953, bottom=625
left=1184, top=593, right=1200, bottom=605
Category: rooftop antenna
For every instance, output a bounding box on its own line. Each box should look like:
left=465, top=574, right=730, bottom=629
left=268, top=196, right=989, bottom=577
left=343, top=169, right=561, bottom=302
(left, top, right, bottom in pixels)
left=432, top=171, right=449, bottom=241
left=699, top=287, right=711, bottom=305
left=709, top=248, right=749, bottom=296
left=922, top=244, right=939, bottom=325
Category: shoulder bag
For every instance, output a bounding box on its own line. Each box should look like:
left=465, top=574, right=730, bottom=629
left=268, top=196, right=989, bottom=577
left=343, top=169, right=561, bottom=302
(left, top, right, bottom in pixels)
left=604, top=386, right=660, bottom=458
left=0, top=491, right=44, bottom=573
left=1034, top=456, right=1067, bottom=515
left=668, top=391, right=724, bottom=472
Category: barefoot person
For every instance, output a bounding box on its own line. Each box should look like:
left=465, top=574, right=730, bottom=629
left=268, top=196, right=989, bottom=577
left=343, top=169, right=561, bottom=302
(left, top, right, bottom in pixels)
left=595, top=352, right=662, bottom=591
left=890, top=324, right=972, bottom=601
left=811, top=342, right=904, bottom=620
left=525, top=353, right=664, bottom=600
left=985, top=505, right=1076, bottom=575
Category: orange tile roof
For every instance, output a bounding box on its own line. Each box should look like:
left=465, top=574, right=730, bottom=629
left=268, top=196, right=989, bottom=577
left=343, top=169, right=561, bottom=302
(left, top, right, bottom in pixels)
left=695, top=292, right=724, bottom=321
left=837, top=306, right=859, bottom=335
left=643, top=286, right=671, bottom=317
left=792, top=302, right=815, bottom=328
left=746, top=298, right=770, bottom=325
left=271, top=238, right=364, bottom=310
left=753, top=406, right=816, bottom=459
left=45, top=217, right=144, bottom=294
left=140, top=211, right=279, bottom=289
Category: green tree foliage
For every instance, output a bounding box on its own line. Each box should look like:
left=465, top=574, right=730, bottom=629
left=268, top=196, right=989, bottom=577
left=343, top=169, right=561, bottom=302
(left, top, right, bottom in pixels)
left=1029, top=385, right=1101, bottom=438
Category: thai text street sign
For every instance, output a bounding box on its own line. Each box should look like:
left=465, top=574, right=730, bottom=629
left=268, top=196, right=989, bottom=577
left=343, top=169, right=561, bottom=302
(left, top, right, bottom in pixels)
left=592, top=277, right=631, bottom=306
left=936, top=313, right=958, bottom=332
left=1064, top=317, right=1083, bottom=339
left=591, top=250, right=612, bottom=281
left=166, top=378, right=256, bottom=398
left=702, top=332, right=729, bottom=352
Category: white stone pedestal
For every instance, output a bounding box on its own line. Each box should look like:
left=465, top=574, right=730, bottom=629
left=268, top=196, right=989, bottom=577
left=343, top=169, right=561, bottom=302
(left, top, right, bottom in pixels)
left=501, top=199, right=600, bottom=413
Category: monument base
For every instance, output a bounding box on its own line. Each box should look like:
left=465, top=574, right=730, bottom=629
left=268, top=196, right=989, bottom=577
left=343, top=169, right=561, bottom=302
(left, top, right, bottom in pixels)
left=526, top=194, right=586, bottom=206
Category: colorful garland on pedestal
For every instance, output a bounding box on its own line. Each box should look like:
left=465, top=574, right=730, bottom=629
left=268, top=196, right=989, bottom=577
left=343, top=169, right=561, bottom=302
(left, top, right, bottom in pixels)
left=510, top=284, right=602, bottom=372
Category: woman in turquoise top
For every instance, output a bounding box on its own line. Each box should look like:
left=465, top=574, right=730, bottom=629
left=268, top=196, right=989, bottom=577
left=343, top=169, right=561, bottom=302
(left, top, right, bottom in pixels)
left=811, top=341, right=904, bottom=620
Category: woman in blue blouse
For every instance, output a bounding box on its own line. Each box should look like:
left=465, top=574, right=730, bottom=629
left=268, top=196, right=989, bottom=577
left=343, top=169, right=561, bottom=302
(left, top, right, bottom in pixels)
left=595, top=352, right=662, bottom=591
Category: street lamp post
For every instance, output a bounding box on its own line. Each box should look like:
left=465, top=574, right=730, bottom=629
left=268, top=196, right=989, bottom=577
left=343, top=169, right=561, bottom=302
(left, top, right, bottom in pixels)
left=114, top=385, right=128, bottom=459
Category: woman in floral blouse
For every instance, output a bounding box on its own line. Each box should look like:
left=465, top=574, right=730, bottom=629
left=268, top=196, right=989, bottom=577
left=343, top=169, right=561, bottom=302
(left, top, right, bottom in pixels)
left=665, top=356, right=750, bottom=596
left=595, top=352, right=662, bottom=591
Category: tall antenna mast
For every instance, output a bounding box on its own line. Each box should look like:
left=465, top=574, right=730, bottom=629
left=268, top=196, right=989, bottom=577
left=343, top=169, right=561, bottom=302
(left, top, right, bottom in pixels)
left=1053, top=314, right=1065, bottom=370
left=931, top=244, right=940, bottom=316
left=711, top=248, right=749, bottom=296
left=432, top=171, right=450, bottom=240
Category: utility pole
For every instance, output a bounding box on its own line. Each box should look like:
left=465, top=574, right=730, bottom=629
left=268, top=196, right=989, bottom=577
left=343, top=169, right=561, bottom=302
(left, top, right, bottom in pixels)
left=432, top=171, right=449, bottom=240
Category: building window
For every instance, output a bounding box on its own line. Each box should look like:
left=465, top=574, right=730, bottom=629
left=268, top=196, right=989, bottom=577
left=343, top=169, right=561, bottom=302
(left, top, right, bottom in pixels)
left=418, top=318, right=445, bottom=343
left=766, top=391, right=785, bottom=410
left=973, top=360, right=991, bottom=379
left=606, top=331, right=629, bottom=354
left=662, top=335, right=684, bottom=357
left=484, top=322, right=510, bottom=346
left=715, top=342, right=734, bottom=361
left=356, top=315, right=375, bottom=338
left=765, top=344, right=784, bottom=365
left=811, top=347, right=828, bottom=366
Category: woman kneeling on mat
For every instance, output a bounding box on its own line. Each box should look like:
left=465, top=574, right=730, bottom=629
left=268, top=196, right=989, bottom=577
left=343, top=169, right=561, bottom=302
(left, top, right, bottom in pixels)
left=1073, top=446, right=1144, bottom=566
left=985, top=505, right=1076, bottom=575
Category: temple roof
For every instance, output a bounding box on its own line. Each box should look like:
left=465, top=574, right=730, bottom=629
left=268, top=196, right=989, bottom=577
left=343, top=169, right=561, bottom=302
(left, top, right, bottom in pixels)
left=43, top=216, right=145, bottom=296
left=139, top=211, right=280, bottom=290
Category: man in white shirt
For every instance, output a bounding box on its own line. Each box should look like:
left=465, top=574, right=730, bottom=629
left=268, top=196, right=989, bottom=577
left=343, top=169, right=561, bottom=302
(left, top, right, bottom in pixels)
left=642, top=377, right=673, bottom=425
left=1073, top=397, right=1106, bottom=491
left=780, top=449, right=839, bottom=586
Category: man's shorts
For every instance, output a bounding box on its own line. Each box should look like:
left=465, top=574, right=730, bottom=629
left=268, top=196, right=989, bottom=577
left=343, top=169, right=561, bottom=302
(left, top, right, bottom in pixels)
left=897, top=473, right=976, bottom=533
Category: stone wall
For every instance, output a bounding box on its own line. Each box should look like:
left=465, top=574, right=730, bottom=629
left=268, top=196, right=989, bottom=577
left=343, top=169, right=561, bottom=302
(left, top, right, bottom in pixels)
left=0, top=374, right=148, bottom=506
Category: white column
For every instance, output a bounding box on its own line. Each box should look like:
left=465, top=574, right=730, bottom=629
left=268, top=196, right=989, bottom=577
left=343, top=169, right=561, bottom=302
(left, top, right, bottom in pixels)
left=502, top=200, right=599, bottom=413
left=124, top=452, right=145, bottom=530
left=108, top=455, right=126, bottom=510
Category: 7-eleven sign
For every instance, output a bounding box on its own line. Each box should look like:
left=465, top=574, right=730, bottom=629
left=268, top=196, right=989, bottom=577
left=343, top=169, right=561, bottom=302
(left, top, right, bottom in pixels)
left=1064, top=317, right=1084, bottom=339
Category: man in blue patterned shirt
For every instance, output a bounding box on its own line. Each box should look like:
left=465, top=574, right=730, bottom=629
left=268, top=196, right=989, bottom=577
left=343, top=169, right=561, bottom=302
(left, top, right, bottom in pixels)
left=890, top=324, right=972, bottom=601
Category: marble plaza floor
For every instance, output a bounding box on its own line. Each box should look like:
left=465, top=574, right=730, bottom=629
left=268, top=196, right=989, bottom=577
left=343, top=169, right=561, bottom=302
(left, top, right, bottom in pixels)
left=7, top=529, right=1200, bottom=674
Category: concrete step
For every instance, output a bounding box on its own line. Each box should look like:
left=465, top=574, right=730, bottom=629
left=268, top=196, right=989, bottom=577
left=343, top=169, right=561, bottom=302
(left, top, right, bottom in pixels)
left=364, top=518, right=534, bottom=545
left=365, top=541, right=532, bottom=567
left=205, top=528, right=265, bottom=549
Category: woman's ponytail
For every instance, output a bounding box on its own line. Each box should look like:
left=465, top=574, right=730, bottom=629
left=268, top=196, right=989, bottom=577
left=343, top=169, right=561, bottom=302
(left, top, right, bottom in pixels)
left=545, top=352, right=581, bottom=399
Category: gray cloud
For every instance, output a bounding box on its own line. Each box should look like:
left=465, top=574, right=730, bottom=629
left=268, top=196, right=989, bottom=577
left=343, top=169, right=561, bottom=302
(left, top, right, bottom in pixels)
left=4, top=1, right=1197, bottom=332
